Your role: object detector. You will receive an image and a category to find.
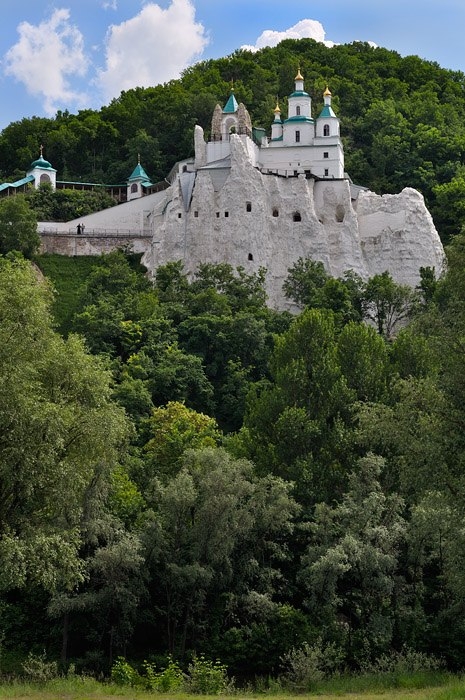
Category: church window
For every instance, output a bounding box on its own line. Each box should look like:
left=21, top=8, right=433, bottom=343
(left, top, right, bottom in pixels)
left=323, top=124, right=330, bottom=136
left=246, top=202, right=252, bottom=212
left=131, top=183, right=138, bottom=193
left=40, top=174, right=50, bottom=184
left=293, top=212, right=302, bottom=222
left=248, top=253, right=254, bottom=261
left=324, top=152, right=329, bottom=158
left=295, top=130, right=300, bottom=143
left=272, top=208, right=279, bottom=217
left=296, top=106, right=301, bottom=116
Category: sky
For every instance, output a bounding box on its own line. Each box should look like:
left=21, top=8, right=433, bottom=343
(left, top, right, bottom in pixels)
left=0, top=0, right=464, bottom=133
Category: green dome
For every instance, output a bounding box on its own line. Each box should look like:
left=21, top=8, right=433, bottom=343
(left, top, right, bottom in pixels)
left=30, top=155, right=53, bottom=170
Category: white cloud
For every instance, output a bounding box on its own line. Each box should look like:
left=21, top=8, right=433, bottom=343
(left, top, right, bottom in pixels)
left=4, top=8, right=90, bottom=116
left=241, top=19, right=336, bottom=52
left=97, top=0, right=208, bottom=102
left=102, top=0, right=118, bottom=10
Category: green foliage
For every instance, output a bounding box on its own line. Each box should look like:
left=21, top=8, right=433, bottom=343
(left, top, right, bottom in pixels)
left=0, top=196, right=39, bottom=258
left=21, top=651, right=58, bottom=683
left=26, top=183, right=116, bottom=222
left=110, top=656, right=140, bottom=686
left=187, top=655, right=232, bottom=694
left=280, top=639, right=345, bottom=690
left=144, top=656, right=186, bottom=692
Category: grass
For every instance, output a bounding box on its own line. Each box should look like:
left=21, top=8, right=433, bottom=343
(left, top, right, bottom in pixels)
left=34, top=253, right=99, bottom=333
left=0, top=674, right=464, bottom=700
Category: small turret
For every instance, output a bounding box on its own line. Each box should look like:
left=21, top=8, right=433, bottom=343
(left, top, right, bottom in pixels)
left=271, top=98, right=283, bottom=141
left=316, top=85, right=340, bottom=137
left=127, top=155, right=152, bottom=201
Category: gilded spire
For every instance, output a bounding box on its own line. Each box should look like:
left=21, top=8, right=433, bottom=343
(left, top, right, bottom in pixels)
left=323, top=86, right=331, bottom=96
left=274, top=96, right=281, bottom=113
left=295, top=67, right=304, bottom=81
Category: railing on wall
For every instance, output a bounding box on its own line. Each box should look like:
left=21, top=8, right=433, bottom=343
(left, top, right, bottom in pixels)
left=39, top=228, right=153, bottom=237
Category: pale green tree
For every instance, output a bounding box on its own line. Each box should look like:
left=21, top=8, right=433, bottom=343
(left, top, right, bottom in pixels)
left=0, top=256, right=129, bottom=594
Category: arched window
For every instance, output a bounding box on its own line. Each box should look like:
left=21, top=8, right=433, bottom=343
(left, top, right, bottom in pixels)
left=40, top=174, right=51, bottom=184
left=272, top=208, right=279, bottom=217
left=323, top=124, right=330, bottom=136
left=248, top=253, right=254, bottom=261
left=296, top=106, right=301, bottom=116
left=293, top=212, right=302, bottom=222
left=131, top=183, right=138, bottom=193
left=246, top=202, right=252, bottom=212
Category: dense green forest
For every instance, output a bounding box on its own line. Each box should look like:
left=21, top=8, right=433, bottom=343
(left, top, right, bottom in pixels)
left=0, top=240, right=464, bottom=682
left=1, top=38, right=465, bottom=687
left=0, top=38, right=465, bottom=240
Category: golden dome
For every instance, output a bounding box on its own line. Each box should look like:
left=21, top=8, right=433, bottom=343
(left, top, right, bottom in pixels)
left=295, top=68, right=304, bottom=81
left=324, top=86, right=332, bottom=96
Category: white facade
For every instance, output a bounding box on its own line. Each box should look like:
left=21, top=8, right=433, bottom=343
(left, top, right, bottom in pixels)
left=200, top=71, right=344, bottom=180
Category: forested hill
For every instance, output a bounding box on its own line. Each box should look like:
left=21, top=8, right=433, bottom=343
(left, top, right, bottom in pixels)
left=1, top=38, right=465, bottom=240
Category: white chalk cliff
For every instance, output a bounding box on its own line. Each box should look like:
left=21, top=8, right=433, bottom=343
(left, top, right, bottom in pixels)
left=145, top=133, right=444, bottom=310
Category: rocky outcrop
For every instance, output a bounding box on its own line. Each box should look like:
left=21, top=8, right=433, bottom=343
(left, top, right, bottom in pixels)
left=149, top=135, right=445, bottom=310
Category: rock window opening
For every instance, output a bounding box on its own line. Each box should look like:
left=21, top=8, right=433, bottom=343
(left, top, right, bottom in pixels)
left=248, top=253, right=254, bottom=261
left=335, top=205, right=345, bottom=222
left=216, top=212, right=220, bottom=218
left=178, top=213, right=182, bottom=219
left=194, top=211, right=199, bottom=218
left=246, top=202, right=252, bottom=212
left=293, top=212, right=302, bottom=222
left=272, top=208, right=279, bottom=217
left=225, top=211, right=229, bottom=217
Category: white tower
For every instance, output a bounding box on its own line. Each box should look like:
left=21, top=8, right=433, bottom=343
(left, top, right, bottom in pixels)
left=27, top=146, right=57, bottom=190
left=282, top=69, right=314, bottom=147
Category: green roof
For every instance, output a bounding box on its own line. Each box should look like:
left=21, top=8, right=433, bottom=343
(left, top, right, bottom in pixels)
left=128, top=163, right=151, bottom=182
left=289, top=90, right=310, bottom=98
left=318, top=105, right=337, bottom=118
left=284, top=116, right=314, bottom=124
left=29, top=156, right=55, bottom=170
left=0, top=175, right=35, bottom=192
left=223, top=91, right=239, bottom=113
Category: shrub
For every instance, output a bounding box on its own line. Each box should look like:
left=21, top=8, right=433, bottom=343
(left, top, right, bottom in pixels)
left=187, top=654, right=232, bottom=694
left=21, top=651, right=58, bottom=683
left=110, top=656, right=140, bottom=687
left=280, top=639, right=345, bottom=691
left=361, top=646, right=442, bottom=674
left=144, top=656, right=186, bottom=692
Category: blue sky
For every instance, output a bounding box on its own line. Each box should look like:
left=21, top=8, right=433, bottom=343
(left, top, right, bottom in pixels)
left=0, top=0, right=463, bottom=132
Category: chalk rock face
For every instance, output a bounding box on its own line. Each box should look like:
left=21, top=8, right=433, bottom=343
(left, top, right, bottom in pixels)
left=149, top=135, right=445, bottom=310
left=356, top=187, right=445, bottom=285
